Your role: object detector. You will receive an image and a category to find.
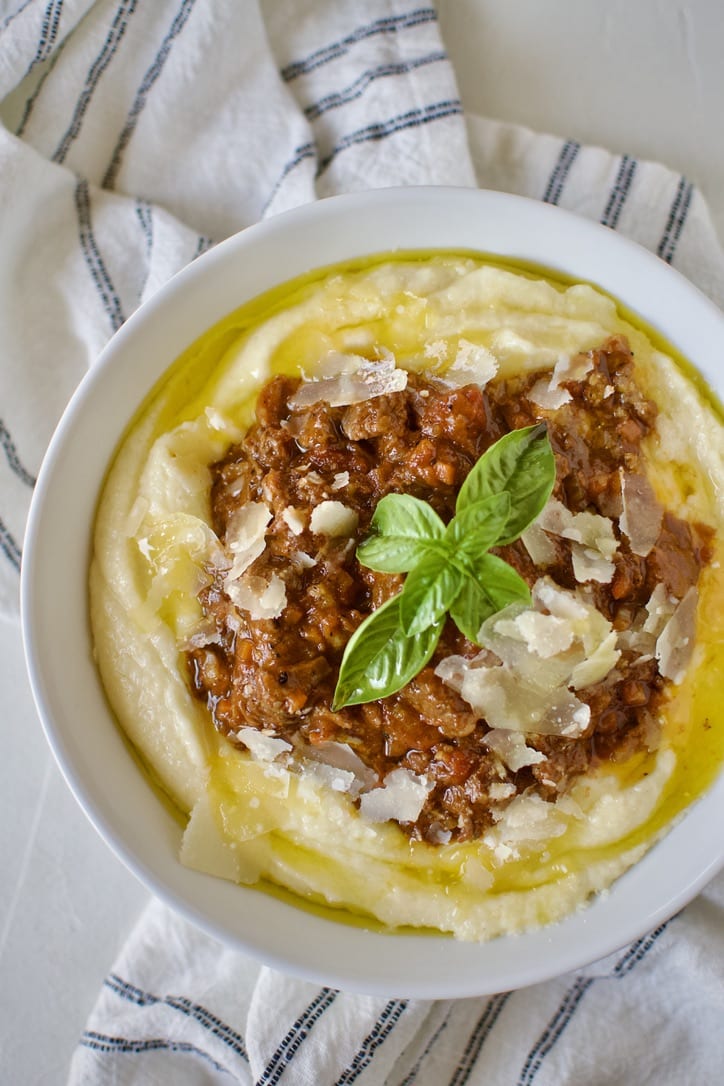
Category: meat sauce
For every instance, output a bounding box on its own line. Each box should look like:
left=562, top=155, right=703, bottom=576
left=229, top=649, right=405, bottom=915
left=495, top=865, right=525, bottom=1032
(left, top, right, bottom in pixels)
left=187, top=337, right=713, bottom=843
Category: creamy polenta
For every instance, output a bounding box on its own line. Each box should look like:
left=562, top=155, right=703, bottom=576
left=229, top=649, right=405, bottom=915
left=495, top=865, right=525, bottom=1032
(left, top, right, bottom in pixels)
left=90, top=254, right=724, bottom=940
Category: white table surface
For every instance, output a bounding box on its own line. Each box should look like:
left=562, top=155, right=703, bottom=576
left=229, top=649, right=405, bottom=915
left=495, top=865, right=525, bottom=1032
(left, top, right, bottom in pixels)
left=3, top=2, right=723, bottom=1082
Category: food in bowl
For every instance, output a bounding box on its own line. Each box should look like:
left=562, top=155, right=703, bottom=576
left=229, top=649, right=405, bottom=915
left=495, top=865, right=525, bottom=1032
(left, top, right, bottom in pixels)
left=90, top=252, right=724, bottom=941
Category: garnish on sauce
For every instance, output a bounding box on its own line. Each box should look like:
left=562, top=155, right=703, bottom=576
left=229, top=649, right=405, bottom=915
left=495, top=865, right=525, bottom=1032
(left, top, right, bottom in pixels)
left=333, top=425, right=556, bottom=708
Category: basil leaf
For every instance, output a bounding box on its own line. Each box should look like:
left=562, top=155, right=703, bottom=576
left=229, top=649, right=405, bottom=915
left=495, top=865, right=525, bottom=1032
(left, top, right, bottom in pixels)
left=446, top=492, right=511, bottom=557
left=450, top=555, right=531, bottom=643
left=399, top=552, right=464, bottom=636
left=357, top=493, right=445, bottom=573
left=455, top=424, right=555, bottom=546
left=332, top=594, right=443, bottom=709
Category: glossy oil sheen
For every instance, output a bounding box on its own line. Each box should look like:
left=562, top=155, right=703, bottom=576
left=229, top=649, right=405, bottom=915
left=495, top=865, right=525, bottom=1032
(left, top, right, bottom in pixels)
left=103, top=249, right=724, bottom=928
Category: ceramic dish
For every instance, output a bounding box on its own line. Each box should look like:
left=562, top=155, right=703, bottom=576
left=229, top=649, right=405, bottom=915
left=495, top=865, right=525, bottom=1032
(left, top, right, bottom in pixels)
left=21, top=188, right=724, bottom=998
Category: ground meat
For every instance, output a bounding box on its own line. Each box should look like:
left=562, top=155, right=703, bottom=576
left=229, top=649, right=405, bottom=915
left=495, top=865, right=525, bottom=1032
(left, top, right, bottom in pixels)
left=187, top=337, right=713, bottom=844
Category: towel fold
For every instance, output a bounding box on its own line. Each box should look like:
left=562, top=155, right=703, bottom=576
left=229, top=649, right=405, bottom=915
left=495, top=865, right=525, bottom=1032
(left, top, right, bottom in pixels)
left=1, top=2, right=723, bottom=1083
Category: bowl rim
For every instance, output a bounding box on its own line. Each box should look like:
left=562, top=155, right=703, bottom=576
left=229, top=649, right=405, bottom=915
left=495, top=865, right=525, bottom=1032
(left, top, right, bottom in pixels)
left=20, top=186, right=724, bottom=998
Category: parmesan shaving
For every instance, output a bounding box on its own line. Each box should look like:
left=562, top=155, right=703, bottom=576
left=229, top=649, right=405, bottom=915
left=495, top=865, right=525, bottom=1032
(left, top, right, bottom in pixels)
left=297, top=740, right=377, bottom=795
left=521, top=521, right=558, bottom=565
left=281, top=506, right=305, bottom=535
left=484, top=729, right=546, bottom=771
left=571, top=546, right=616, bottom=584
left=180, top=795, right=254, bottom=882
left=226, top=572, right=287, bottom=619
left=482, top=793, right=569, bottom=865
left=292, top=550, right=317, bottom=570
left=225, top=501, right=271, bottom=580
left=358, top=768, right=431, bottom=824
left=310, top=500, right=359, bottom=537
left=529, top=379, right=572, bottom=410
left=236, top=727, right=292, bottom=762
left=444, top=338, right=499, bottom=387
left=655, top=586, right=698, bottom=683
left=436, top=578, right=619, bottom=739
left=537, top=499, right=618, bottom=559
left=643, top=583, right=677, bottom=637
left=619, top=470, right=663, bottom=557
left=551, top=352, right=594, bottom=385
left=288, top=355, right=408, bottom=409
left=528, top=352, right=593, bottom=411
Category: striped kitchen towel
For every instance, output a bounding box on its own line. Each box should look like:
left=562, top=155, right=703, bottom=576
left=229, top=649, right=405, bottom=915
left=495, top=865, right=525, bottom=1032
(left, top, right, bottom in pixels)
left=71, top=887, right=724, bottom=1085
left=1, top=1, right=724, bottom=1084
left=0, top=0, right=474, bottom=616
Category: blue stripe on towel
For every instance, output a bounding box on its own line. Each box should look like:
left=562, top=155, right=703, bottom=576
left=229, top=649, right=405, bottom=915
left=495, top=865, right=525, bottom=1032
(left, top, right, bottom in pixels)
left=0, top=0, right=35, bottom=35
left=336, top=1000, right=409, bottom=1085
left=449, top=993, right=513, bottom=1086
left=304, top=51, right=447, bottom=121
left=0, top=420, right=36, bottom=488
left=80, top=1030, right=233, bottom=1076
left=517, top=920, right=672, bottom=1086
left=101, top=0, right=198, bottom=189
left=657, top=176, right=694, bottom=265
left=257, top=988, right=338, bottom=1086
left=316, top=98, right=463, bottom=177
left=194, top=234, right=213, bottom=259
left=600, top=153, right=638, bottom=229
left=281, top=8, right=437, bottom=82
left=52, top=0, right=138, bottom=165
left=0, top=514, right=22, bottom=573
left=21, top=0, right=64, bottom=79
left=261, top=141, right=316, bottom=216
left=134, top=199, right=153, bottom=257
left=74, top=178, right=126, bottom=332
left=105, top=973, right=249, bottom=1062
left=16, top=35, right=66, bottom=137
left=398, top=1007, right=453, bottom=1086
left=542, top=139, right=580, bottom=206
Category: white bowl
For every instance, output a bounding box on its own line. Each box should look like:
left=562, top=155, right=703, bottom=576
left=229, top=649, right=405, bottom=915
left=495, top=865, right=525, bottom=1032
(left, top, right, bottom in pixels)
left=21, top=188, right=724, bottom=998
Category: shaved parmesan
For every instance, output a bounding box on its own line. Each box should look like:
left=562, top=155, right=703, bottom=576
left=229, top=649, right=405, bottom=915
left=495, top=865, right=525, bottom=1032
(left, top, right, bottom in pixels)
left=359, top=768, right=431, bottom=824
left=437, top=578, right=618, bottom=738
left=528, top=352, right=593, bottom=411
left=535, top=500, right=618, bottom=584
left=571, top=547, right=616, bottom=584
left=643, top=584, right=677, bottom=637
left=552, top=352, right=594, bottom=385
left=226, top=572, right=287, bottom=619
left=310, top=500, right=359, bottom=537
left=494, top=610, right=574, bottom=659
left=570, top=631, right=621, bottom=689
left=533, top=577, right=590, bottom=622
left=444, top=338, right=499, bottom=387
left=236, top=727, right=292, bottom=762
left=484, top=729, right=546, bottom=771
left=489, top=782, right=517, bottom=801
left=521, top=521, right=558, bottom=565
left=656, top=586, right=698, bottom=683
left=292, top=550, right=317, bottom=570
left=281, top=506, right=305, bottom=535
left=288, top=355, right=408, bottom=409
left=297, top=740, right=376, bottom=796
left=302, top=763, right=357, bottom=793
left=529, top=378, right=572, bottom=410
left=423, top=339, right=448, bottom=364
left=482, top=793, right=571, bottom=865
left=225, top=502, right=271, bottom=580
left=619, top=470, right=663, bottom=557
left=181, top=795, right=251, bottom=882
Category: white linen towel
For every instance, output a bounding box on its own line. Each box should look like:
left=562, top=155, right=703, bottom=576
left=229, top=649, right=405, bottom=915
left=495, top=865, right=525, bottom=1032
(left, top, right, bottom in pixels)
left=1, top=2, right=723, bottom=1083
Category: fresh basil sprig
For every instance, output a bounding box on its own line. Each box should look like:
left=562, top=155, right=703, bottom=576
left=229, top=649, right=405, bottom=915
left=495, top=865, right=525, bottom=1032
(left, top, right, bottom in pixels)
left=332, top=424, right=555, bottom=710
